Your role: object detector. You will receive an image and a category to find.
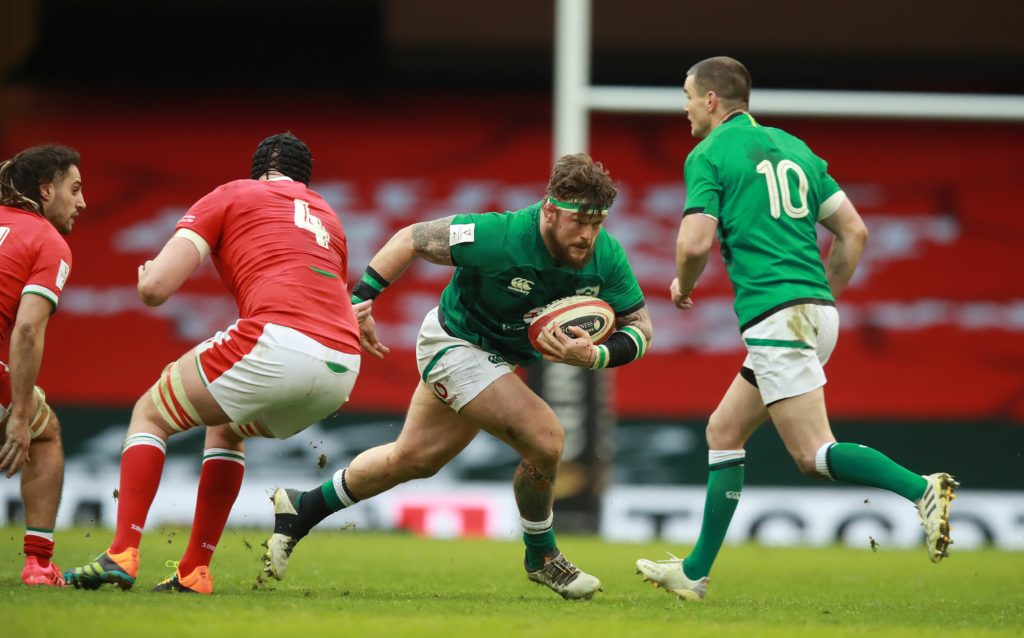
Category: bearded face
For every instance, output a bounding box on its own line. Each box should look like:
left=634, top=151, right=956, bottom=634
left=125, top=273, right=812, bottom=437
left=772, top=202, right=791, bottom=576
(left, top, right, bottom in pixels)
left=541, top=206, right=603, bottom=269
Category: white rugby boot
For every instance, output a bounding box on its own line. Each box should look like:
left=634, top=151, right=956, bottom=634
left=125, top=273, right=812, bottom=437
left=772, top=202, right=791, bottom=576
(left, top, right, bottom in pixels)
left=526, top=550, right=603, bottom=600
left=917, top=472, right=959, bottom=563
left=636, top=552, right=709, bottom=601
left=262, top=487, right=305, bottom=580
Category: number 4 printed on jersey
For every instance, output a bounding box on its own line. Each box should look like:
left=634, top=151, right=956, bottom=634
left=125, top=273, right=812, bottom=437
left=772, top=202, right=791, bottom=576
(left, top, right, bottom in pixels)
left=294, top=199, right=330, bottom=248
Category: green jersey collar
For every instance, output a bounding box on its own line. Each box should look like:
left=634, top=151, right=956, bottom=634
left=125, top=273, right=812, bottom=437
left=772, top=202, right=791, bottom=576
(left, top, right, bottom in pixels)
left=721, top=111, right=758, bottom=128
left=706, top=111, right=758, bottom=142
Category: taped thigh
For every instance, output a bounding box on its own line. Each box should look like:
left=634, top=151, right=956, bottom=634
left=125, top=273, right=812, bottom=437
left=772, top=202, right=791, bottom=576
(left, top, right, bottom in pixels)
left=28, top=387, right=52, bottom=440
left=149, top=361, right=205, bottom=432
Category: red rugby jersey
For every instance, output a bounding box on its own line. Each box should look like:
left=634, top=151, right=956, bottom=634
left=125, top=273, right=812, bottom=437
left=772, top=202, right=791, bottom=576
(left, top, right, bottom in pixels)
left=175, top=178, right=360, bottom=354
left=0, top=206, right=73, bottom=343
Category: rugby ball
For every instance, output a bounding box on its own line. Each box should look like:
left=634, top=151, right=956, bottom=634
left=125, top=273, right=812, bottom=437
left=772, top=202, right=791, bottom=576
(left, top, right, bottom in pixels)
left=528, top=295, right=615, bottom=355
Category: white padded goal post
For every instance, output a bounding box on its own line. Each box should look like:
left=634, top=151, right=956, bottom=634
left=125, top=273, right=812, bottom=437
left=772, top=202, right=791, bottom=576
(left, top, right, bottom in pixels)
left=553, top=0, right=1024, bottom=157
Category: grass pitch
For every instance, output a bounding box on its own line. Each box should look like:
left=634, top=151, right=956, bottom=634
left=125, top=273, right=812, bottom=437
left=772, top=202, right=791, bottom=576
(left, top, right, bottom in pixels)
left=1, top=527, right=1022, bottom=638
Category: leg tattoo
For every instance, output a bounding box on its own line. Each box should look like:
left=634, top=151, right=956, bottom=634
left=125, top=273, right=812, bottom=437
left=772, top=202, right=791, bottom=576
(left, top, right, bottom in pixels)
left=514, top=461, right=555, bottom=522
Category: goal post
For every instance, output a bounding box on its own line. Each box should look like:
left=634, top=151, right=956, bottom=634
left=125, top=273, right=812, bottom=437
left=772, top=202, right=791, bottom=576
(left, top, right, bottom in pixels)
left=554, top=0, right=1024, bottom=159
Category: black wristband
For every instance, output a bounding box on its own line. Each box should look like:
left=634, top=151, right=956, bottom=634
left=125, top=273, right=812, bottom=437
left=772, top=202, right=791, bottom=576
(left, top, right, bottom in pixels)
left=590, top=326, right=649, bottom=369
left=601, top=331, right=640, bottom=368
left=350, top=266, right=390, bottom=303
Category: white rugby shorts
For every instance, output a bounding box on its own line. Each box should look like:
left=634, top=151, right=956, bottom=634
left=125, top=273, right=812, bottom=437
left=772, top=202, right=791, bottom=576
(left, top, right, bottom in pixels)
left=741, top=303, right=839, bottom=405
left=195, top=319, right=360, bottom=439
left=416, top=307, right=515, bottom=412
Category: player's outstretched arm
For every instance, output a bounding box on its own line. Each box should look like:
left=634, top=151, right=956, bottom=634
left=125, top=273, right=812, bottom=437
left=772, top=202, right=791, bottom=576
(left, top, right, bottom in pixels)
left=347, top=216, right=456, bottom=358
left=818, top=198, right=869, bottom=298
left=362, top=216, right=457, bottom=285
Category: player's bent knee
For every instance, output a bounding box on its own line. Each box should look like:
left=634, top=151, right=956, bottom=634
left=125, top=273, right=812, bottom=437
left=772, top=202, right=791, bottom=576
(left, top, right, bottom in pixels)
left=134, top=394, right=179, bottom=437
left=147, top=361, right=205, bottom=434
left=406, top=460, right=443, bottom=480
left=395, top=451, right=446, bottom=480
left=207, top=424, right=245, bottom=447
left=520, top=435, right=563, bottom=470
left=706, top=414, right=743, bottom=450
left=793, top=454, right=819, bottom=478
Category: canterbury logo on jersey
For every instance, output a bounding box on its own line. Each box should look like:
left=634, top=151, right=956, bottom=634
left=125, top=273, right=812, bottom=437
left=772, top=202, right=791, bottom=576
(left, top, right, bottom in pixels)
left=576, top=285, right=600, bottom=296
left=508, top=277, right=534, bottom=294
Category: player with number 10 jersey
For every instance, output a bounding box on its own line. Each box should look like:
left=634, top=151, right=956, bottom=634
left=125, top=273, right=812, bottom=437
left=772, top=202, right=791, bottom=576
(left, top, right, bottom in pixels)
left=639, top=56, right=956, bottom=604
left=683, top=111, right=844, bottom=330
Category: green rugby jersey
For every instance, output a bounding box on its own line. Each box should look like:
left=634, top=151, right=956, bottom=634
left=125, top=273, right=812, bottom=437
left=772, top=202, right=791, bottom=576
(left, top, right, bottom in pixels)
left=439, top=201, right=645, bottom=365
left=684, top=112, right=844, bottom=330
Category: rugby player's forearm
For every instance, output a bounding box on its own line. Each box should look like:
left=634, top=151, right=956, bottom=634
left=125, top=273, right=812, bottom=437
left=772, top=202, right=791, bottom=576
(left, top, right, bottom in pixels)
left=825, top=234, right=865, bottom=298
left=675, top=215, right=713, bottom=296
left=676, top=250, right=709, bottom=297
left=8, top=321, right=44, bottom=419
left=349, top=229, right=416, bottom=303
left=618, top=306, right=654, bottom=346
left=373, top=216, right=456, bottom=282
left=366, top=226, right=418, bottom=284
left=353, top=217, right=456, bottom=303
left=590, top=306, right=653, bottom=369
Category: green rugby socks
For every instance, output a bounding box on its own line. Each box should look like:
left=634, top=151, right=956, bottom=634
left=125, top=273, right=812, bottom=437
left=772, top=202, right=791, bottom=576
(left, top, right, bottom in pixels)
left=522, top=514, right=557, bottom=571
left=683, top=450, right=745, bottom=580
left=816, top=442, right=927, bottom=501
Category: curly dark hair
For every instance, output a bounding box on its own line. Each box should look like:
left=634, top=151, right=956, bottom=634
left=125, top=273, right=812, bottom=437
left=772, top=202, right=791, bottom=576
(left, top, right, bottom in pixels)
left=546, top=153, right=618, bottom=214
left=0, top=145, right=81, bottom=213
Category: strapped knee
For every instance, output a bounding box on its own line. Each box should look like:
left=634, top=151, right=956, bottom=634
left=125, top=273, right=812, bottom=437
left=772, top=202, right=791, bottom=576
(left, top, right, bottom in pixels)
left=149, top=361, right=204, bottom=432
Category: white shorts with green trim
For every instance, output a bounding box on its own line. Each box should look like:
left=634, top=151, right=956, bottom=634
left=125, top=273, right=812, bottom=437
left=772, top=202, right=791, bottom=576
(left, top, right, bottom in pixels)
left=741, top=303, right=839, bottom=405
left=416, top=307, right=515, bottom=412
left=197, top=320, right=361, bottom=439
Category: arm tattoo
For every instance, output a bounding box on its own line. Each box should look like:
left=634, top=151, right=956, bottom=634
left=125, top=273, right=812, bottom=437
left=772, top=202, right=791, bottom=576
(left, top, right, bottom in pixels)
left=616, top=305, right=653, bottom=343
left=411, top=216, right=456, bottom=266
